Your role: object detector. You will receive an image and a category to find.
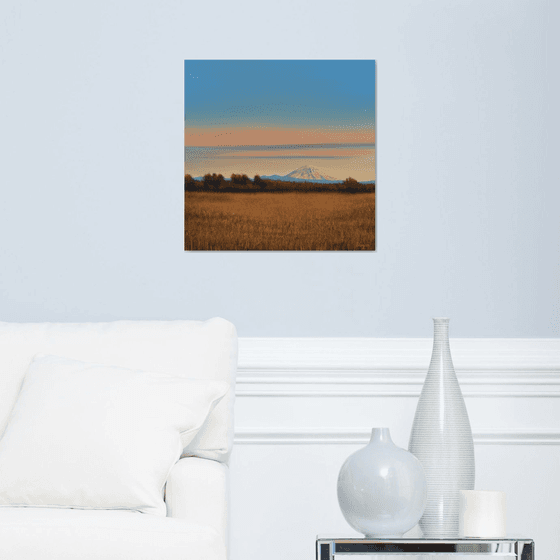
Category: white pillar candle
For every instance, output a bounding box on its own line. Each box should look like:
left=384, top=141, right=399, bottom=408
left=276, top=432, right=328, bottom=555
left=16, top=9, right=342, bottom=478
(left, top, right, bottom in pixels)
left=459, top=490, right=506, bottom=538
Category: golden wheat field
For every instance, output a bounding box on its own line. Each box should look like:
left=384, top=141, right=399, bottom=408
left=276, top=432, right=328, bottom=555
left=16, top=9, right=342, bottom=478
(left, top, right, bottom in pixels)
left=184, top=191, right=375, bottom=251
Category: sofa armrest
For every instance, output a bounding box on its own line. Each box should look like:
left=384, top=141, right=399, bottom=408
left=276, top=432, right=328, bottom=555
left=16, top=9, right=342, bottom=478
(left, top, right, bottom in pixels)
left=165, top=457, right=229, bottom=555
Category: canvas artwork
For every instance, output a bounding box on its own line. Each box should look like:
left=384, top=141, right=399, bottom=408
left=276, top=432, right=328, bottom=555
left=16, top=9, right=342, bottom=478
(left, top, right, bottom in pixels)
left=184, top=60, right=376, bottom=251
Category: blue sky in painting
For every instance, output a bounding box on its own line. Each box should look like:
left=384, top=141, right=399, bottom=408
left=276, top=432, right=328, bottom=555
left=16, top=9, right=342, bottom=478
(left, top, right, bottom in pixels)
left=184, top=60, right=375, bottom=130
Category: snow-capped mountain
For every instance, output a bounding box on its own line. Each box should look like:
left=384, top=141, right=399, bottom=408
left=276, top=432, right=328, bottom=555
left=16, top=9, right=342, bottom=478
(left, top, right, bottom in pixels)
left=261, top=166, right=343, bottom=183
left=284, top=166, right=338, bottom=181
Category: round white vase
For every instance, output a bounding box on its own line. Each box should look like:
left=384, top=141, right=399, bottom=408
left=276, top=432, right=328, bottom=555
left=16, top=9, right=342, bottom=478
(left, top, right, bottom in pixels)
left=408, top=317, right=475, bottom=538
left=337, top=428, right=427, bottom=537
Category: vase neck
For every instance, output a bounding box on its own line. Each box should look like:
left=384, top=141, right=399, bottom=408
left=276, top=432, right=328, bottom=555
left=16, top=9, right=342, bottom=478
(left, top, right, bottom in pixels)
left=428, top=317, right=454, bottom=372
left=432, top=317, right=450, bottom=349
left=370, top=427, right=393, bottom=445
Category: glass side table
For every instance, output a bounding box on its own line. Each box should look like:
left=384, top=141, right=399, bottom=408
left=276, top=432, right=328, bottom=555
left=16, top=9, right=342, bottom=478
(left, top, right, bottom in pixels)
left=316, top=536, right=534, bottom=559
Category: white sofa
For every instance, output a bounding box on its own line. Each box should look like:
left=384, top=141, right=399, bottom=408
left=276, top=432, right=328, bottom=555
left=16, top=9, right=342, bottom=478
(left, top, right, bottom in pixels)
left=0, top=318, right=237, bottom=560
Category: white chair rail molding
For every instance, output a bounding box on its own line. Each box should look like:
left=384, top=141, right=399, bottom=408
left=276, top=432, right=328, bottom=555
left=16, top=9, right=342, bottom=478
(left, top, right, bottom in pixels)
left=231, top=335, right=560, bottom=560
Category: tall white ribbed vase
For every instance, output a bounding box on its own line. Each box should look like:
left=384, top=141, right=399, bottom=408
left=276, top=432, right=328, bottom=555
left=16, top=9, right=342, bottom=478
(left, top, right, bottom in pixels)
left=408, top=317, right=475, bottom=537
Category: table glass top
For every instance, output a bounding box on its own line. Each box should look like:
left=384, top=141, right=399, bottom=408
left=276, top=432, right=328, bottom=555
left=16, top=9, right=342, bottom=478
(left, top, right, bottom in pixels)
left=317, top=535, right=532, bottom=542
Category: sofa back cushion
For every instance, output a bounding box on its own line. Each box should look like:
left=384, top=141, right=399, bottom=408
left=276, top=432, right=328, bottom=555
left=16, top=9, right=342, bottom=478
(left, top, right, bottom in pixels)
left=0, top=318, right=237, bottom=463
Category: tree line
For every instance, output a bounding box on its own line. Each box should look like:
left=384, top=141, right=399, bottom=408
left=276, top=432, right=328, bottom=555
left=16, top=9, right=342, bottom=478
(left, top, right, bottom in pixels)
left=185, top=173, right=375, bottom=193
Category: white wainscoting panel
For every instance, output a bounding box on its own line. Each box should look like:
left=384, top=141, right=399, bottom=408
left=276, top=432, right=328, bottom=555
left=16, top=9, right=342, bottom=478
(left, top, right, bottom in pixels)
left=229, top=338, right=560, bottom=560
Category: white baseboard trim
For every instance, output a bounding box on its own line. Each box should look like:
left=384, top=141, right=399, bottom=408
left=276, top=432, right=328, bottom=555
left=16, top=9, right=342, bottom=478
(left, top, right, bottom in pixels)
left=234, top=428, right=560, bottom=445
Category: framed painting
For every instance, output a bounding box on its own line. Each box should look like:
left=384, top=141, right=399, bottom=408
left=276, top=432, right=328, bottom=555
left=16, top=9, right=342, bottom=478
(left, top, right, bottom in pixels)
left=184, top=60, right=376, bottom=251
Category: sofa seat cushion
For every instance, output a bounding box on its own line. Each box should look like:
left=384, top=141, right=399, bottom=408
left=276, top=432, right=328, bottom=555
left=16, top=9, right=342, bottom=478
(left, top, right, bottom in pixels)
left=0, top=508, right=226, bottom=560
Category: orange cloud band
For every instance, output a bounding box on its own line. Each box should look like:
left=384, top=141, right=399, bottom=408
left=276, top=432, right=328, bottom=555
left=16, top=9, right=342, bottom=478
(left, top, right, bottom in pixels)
left=185, top=126, right=375, bottom=147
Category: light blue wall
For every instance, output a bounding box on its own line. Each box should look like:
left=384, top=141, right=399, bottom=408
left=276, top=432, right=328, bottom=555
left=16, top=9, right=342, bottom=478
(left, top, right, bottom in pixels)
left=0, top=0, right=558, bottom=337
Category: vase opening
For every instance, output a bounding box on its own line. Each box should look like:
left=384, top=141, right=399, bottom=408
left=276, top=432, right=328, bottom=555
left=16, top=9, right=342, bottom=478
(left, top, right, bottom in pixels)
left=432, top=318, right=450, bottom=334
left=370, top=428, right=393, bottom=444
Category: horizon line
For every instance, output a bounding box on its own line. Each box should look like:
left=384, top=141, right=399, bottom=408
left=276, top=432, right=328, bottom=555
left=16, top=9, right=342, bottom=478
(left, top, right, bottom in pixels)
left=186, top=173, right=375, bottom=182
